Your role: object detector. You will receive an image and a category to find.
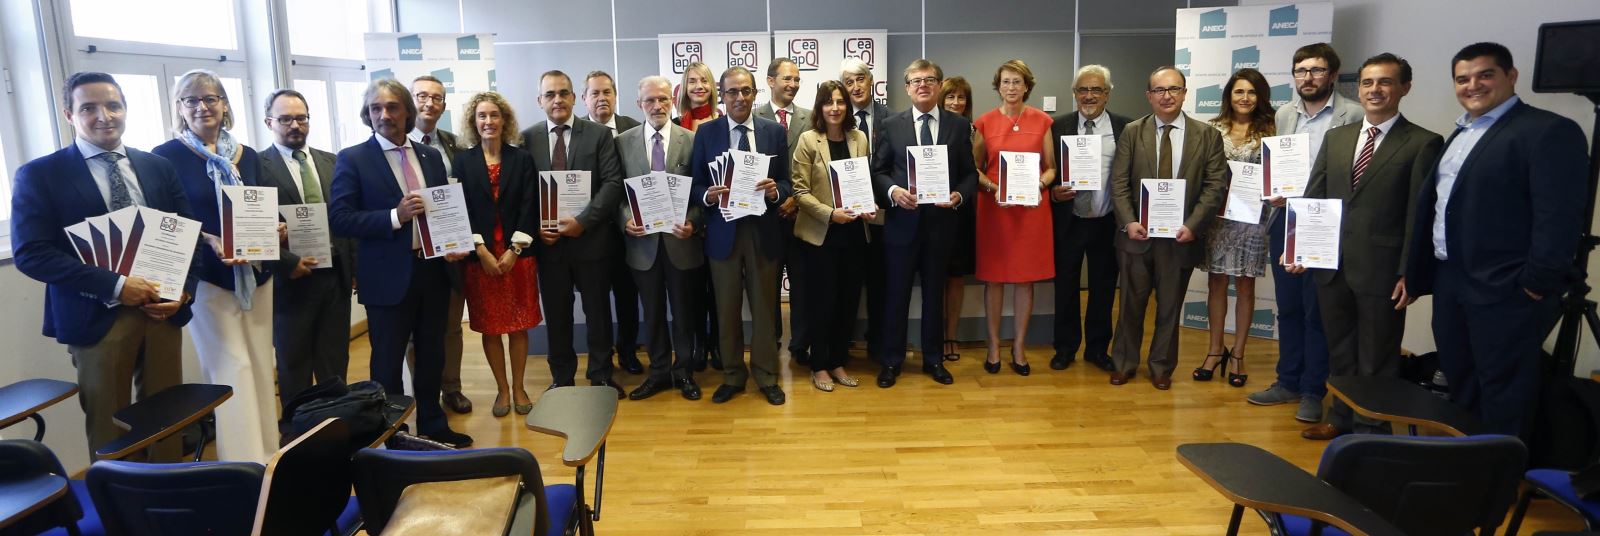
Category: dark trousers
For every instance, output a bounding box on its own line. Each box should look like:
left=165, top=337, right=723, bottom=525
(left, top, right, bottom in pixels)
left=367, top=256, right=450, bottom=434
left=803, top=240, right=865, bottom=371
left=709, top=222, right=781, bottom=388
left=864, top=224, right=887, bottom=359
left=633, top=251, right=699, bottom=381
left=1432, top=259, right=1560, bottom=436
left=1111, top=239, right=1192, bottom=378
left=539, top=257, right=617, bottom=384
left=272, top=263, right=352, bottom=407
left=698, top=264, right=718, bottom=362
left=1053, top=212, right=1119, bottom=360
left=783, top=231, right=812, bottom=353
left=1317, top=270, right=1404, bottom=432
left=611, top=254, right=641, bottom=353
left=1270, top=213, right=1330, bottom=398
left=880, top=236, right=952, bottom=368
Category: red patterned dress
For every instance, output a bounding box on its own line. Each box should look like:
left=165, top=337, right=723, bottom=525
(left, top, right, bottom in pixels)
left=463, top=163, right=542, bottom=335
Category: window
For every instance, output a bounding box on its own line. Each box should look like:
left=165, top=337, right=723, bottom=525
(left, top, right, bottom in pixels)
left=106, top=73, right=166, bottom=152
left=335, top=80, right=372, bottom=148
left=69, top=0, right=239, bottom=51
left=0, top=130, right=10, bottom=224
left=292, top=79, right=334, bottom=151
left=286, top=0, right=373, bottom=60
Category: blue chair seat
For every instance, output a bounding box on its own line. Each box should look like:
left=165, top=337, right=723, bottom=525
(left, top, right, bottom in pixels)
left=545, top=483, right=577, bottom=535
left=325, top=496, right=363, bottom=536
left=36, top=480, right=105, bottom=536
left=1527, top=468, right=1600, bottom=525
left=1278, top=514, right=1353, bottom=536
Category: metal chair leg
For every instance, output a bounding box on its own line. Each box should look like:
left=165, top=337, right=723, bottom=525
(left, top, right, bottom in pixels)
left=592, top=445, right=606, bottom=521
left=1503, top=487, right=1535, bottom=536
left=1226, top=504, right=1243, bottom=536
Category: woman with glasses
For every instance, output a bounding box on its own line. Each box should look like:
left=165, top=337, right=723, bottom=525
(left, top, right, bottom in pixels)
left=152, top=69, right=277, bottom=462
left=1193, top=68, right=1275, bottom=388
left=937, top=76, right=984, bottom=362
left=973, top=59, right=1057, bottom=376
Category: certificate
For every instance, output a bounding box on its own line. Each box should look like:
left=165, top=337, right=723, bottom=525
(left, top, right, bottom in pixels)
left=1284, top=198, right=1343, bottom=270
left=1263, top=133, right=1311, bottom=198
left=279, top=203, right=333, bottom=269
left=1139, top=178, right=1186, bottom=239
left=539, top=170, right=592, bottom=230
left=1221, top=161, right=1265, bottom=225
left=998, top=151, right=1041, bottom=206
left=906, top=145, right=950, bottom=204
left=662, top=172, right=691, bottom=224
left=219, top=185, right=279, bottom=261
left=723, top=150, right=771, bottom=219
left=106, top=206, right=145, bottom=275
left=125, top=207, right=202, bottom=302
left=624, top=174, right=677, bottom=234
left=415, top=183, right=475, bottom=259
left=828, top=156, right=877, bottom=216
left=64, top=221, right=97, bottom=267
left=1061, top=135, right=1103, bottom=191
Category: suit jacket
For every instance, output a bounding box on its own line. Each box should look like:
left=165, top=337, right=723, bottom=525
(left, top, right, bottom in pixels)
left=869, top=107, right=980, bottom=247
left=1405, top=100, right=1589, bottom=303
left=615, top=122, right=703, bottom=271
left=1109, top=113, right=1228, bottom=268
left=1275, top=92, right=1363, bottom=141
left=10, top=143, right=199, bottom=345
left=153, top=139, right=273, bottom=290
left=687, top=115, right=793, bottom=260
left=519, top=118, right=625, bottom=262
left=591, top=114, right=641, bottom=137
left=1304, top=116, right=1442, bottom=296
left=455, top=143, right=537, bottom=256
left=793, top=129, right=870, bottom=246
left=1050, top=110, right=1131, bottom=231
left=434, top=129, right=459, bottom=166
left=755, top=103, right=812, bottom=153
left=855, top=101, right=892, bottom=151
left=328, top=136, right=450, bottom=307
left=258, top=144, right=357, bottom=289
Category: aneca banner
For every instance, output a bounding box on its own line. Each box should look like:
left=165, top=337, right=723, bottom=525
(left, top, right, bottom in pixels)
left=365, top=33, right=498, bottom=135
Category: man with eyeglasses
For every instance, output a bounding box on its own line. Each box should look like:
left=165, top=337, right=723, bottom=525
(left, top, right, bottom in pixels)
left=519, top=70, right=628, bottom=398
left=841, top=57, right=891, bottom=369
left=1248, top=43, right=1361, bottom=424
left=1107, top=66, right=1227, bottom=390
left=407, top=75, right=473, bottom=416
left=688, top=66, right=791, bottom=405
left=258, top=88, right=355, bottom=407
left=1048, top=65, right=1131, bottom=373
left=757, top=58, right=814, bottom=365
left=585, top=70, right=647, bottom=377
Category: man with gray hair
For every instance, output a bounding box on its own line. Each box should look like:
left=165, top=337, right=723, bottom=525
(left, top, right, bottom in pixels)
left=841, top=56, right=891, bottom=368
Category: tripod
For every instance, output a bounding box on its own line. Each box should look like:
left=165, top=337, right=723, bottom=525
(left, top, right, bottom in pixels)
left=1547, top=94, right=1600, bottom=376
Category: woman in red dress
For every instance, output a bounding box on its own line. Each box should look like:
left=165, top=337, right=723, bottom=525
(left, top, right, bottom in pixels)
left=455, top=92, right=543, bottom=418
left=973, top=59, right=1058, bottom=376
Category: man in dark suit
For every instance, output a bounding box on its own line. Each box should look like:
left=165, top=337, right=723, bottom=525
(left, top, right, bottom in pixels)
left=12, top=72, right=198, bottom=460
left=258, top=88, right=356, bottom=407
left=1292, top=54, right=1443, bottom=440
left=688, top=66, right=792, bottom=405
left=843, top=57, right=893, bottom=366
left=1049, top=64, right=1130, bottom=373
left=407, top=75, right=472, bottom=415
left=1406, top=42, right=1588, bottom=436
left=329, top=78, right=472, bottom=448
left=520, top=70, right=628, bottom=398
left=1108, top=66, right=1228, bottom=390
left=870, top=59, right=977, bottom=388
left=584, top=70, right=646, bottom=376
left=757, top=58, right=814, bottom=365
left=617, top=75, right=703, bottom=401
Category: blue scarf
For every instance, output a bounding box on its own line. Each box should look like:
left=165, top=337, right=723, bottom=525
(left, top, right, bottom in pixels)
left=179, top=129, right=256, bottom=311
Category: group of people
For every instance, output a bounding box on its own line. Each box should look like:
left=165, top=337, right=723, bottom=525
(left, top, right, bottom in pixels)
left=12, top=38, right=1586, bottom=464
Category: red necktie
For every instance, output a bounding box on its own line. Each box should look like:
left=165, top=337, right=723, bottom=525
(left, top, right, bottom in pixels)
left=1351, top=126, right=1380, bottom=187
left=777, top=109, right=788, bottom=129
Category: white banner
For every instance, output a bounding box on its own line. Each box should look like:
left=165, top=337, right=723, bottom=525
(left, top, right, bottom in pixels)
left=658, top=32, right=773, bottom=107
left=364, top=33, right=497, bottom=136
left=772, top=30, right=889, bottom=108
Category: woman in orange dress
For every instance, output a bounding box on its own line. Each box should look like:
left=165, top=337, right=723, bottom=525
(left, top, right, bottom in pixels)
left=973, top=59, right=1057, bottom=376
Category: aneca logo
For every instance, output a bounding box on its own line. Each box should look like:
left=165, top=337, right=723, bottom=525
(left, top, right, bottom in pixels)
left=398, top=35, right=423, bottom=60
left=1198, top=9, right=1228, bottom=39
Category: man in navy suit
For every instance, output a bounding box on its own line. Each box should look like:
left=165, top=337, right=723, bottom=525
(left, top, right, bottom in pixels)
left=1406, top=42, right=1589, bottom=437
left=329, top=78, right=473, bottom=448
left=688, top=66, right=792, bottom=405
left=870, top=59, right=977, bottom=388
left=843, top=57, right=893, bottom=366
left=11, top=72, right=197, bottom=460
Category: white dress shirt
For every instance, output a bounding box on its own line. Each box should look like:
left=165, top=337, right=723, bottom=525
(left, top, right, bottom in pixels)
left=273, top=142, right=323, bottom=202
left=76, top=136, right=144, bottom=304
left=547, top=116, right=577, bottom=163
left=1352, top=113, right=1401, bottom=168
left=408, top=127, right=452, bottom=178
left=374, top=134, right=428, bottom=233
left=643, top=120, right=671, bottom=161
left=888, top=105, right=943, bottom=199
left=591, top=115, right=618, bottom=136
left=1075, top=112, right=1116, bottom=218
left=1153, top=112, right=1187, bottom=176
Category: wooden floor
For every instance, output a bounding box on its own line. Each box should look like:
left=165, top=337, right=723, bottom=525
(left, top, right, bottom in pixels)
left=345, top=304, right=1585, bottom=535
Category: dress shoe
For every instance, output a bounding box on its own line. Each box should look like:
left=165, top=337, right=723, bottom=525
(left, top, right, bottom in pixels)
left=676, top=377, right=702, bottom=400
left=1050, top=353, right=1074, bottom=370
left=545, top=380, right=575, bottom=392
left=983, top=360, right=1001, bottom=374
left=1010, top=360, right=1031, bottom=377
left=1295, top=396, right=1325, bottom=423
left=711, top=384, right=744, bottom=403
left=514, top=401, right=533, bottom=415
left=877, top=365, right=901, bottom=388
left=1246, top=383, right=1300, bottom=406
left=1109, top=371, right=1131, bottom=385
left=759, top=385, right=786, bottom=405
left=442, top=391, right=473, bottom=414
left=419, top=428, right=473, bottom=449
left=628, top=377, right=670, bottom=400
left=592, top=378, right=627, bottom=400
left=618, top=351, right=645, bottom=375
left=490, top=394, right=510, bottom=418
left=1150, top=375, right=1172, bottom=390
left=1085, top=353, right=1116, bottom=372
left=830, top=372, right=860, bottom=387
left=1301, top=423, right=1344, bottom=441
left=923, top=363, right=954, bottom=385
left=811, top=374, right=835, bottom=392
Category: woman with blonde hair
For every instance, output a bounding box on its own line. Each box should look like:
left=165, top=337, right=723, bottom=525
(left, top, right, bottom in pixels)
left=673, top=62, right=720, bottom=131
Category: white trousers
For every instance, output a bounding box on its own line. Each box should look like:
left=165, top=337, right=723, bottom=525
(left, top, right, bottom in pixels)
left=190, top=279, right=279, bottom=463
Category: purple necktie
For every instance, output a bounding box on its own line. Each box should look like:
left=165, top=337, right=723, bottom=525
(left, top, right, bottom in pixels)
left=651, top=132, right=666, bottom=172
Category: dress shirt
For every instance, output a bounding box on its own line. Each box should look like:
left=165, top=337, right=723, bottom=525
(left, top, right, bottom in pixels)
left=591, top=115, right=618, bottom=136
left=1153, top=112, right=1187, bottom=177
left=76, top=136, right=143, bottom=304
left=1075, top=112, right=1116, bottom=218
left=374, top=134, right=428, bottom=232
left=643, top=121, right=672, bottom=161
left=408, top=126, right=452, bottom=178
left=274, top=142, right=323, bottom=202
left=887, top=105, right=943, bottom=200
left=701, top=114, right=761, bottom=207
left=1351, top=113, right=1401, bottom=168
left=1294, top=99, right=1337, bottom=161
left=546, top=116, right=577, bottom=163
left=1433, top=95, right=1521, bottom=260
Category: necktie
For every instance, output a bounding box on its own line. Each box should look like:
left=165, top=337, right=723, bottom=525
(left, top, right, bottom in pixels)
left=1074, top=120, right=1099, bottom=218
left=777, top=108, right=789, bottom=129
left=856, top=110, right=870, bottom=141
left=651, top=132, right=666, bottom=172
left=734, top=125, right=751, bottom=152
left=293, top=150, right=322, bottom=203
left=1083, top=119, right=1096, bottom=135
left=1157, top=124, right=1174, bottom=180
left=1351, top=126, right=1380, bottom=188
left=919, top=113, right=934, bottom=146
left=97, top=152, right=135, bottom=210
left=394, top=146, right=423, bottom=250
left=421, top=134, right=431, bottom=146
left=551, top=125, right=569, bottom=171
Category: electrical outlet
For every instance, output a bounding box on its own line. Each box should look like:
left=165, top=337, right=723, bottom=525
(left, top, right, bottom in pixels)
left=1042, top=96, right=1057, bottom=112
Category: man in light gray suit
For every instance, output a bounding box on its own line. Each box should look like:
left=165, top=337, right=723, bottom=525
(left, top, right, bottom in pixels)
left=1108, top=66, right=1227, bottom=390
left=756, top=58, right=812, bottom=150
left=757, top=58, right=815, bottom=362
left=616, top=76, right=703, bottom=401
left=1292, top=53, right=1443, bottom=440
left=259, top=89, right=355, bottom=408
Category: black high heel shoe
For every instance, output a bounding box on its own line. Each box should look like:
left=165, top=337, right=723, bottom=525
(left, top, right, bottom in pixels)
left=1227, top=351, right=1248, bottom=388
left=1009, top=347, right=1031, bottom=376
left=984, top=348, right=1001, bottom=374
left=1192, top=347, right=1229, bottom=381
left=944, top=340, right=961, bottom=362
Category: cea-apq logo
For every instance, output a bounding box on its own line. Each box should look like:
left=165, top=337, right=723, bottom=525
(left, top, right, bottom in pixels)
left=670, top=42, right=702, bottom=74
left=1269, top=5, right=1299, bottom=36
left=844, top=38, right=875, bottom=68
left=727, top=40, right=759, bottom=69
left=788, top=39, right=820, bottom=71
left=1198, top=9, right=1228, bottom=39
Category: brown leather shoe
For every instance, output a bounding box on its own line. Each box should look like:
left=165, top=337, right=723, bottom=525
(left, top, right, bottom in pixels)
left=1301, top=423, right=1344, bottom=441
left=1109, top=372, right=1131, bottom=385
left=1151, top=376, right=1172, bottom=390
left=442, top=391, right=472, bottom=414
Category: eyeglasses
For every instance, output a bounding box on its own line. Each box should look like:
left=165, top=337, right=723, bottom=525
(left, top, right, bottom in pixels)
left=1292, top=67, right=1331, bottom=79
left=414, top=94, right=445, bottom=104
left=906, top=76, right=941, bottom=87
left=539, top=89, right=574, bottom=100
left=1146, top=86, right=1186, bottom=97
left=722, top=87, right=757, bottom=97
left=999, top=79, right=1028, bottom=88
left=273, top=115, right=311, bottom=125
left=1074, top=87, right=1108, bottom=96
left=179, top=95, right=225, bottom=109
